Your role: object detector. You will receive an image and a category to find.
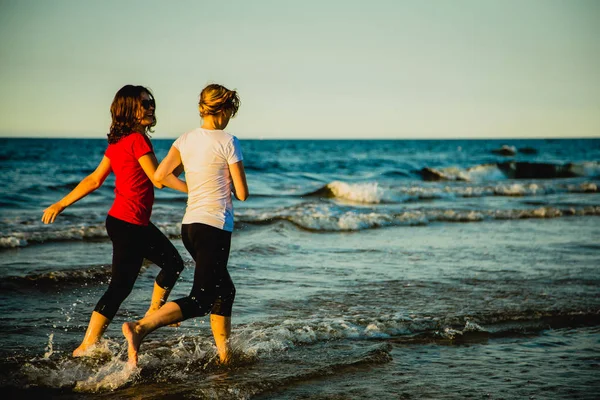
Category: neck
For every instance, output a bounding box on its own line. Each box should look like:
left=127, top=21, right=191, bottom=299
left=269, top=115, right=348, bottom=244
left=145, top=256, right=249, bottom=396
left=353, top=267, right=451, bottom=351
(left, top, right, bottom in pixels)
left=201, top=114, right=229, bottom=130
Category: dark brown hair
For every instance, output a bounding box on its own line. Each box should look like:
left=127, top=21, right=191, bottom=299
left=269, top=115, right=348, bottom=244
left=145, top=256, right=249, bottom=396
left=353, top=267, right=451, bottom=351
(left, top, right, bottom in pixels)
left=107, top=85, right=156, bottom=144
left=199, top=84, right=240, bottom=118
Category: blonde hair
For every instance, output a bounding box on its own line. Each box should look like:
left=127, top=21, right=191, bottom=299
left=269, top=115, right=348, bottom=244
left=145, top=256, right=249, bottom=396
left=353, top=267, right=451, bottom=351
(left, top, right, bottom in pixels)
left=199, top=84, right=240, bottom=118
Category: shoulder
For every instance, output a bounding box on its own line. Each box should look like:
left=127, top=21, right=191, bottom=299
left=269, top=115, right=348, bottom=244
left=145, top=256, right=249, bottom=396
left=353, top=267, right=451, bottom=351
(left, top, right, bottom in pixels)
left=218, top=130, right=237, bottom=144
left=174, top=128, right=200, bottom=148
left=112, top=132, right=148, bottom=146
left=227, top=134, right=242, bottom=149
left=130, top=132, right=150, bottom=143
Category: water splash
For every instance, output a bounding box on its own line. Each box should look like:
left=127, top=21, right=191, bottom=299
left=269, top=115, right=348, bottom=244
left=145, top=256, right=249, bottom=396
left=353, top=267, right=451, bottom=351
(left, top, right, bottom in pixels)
left=43, top=333, right=54, bottom=359
left=74, top=360, right=139, bottom=392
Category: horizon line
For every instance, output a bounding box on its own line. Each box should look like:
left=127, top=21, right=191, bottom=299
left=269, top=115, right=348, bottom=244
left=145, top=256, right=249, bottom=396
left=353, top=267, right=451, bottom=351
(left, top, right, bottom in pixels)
left=1, top=134, right=599, bottom=141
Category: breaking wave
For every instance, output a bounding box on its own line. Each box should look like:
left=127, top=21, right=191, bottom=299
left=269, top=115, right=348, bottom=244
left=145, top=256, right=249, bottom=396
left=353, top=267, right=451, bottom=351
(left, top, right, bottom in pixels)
left=419, top=161, right=600, bottom=182
left=304, top=180, right=598, bottom=204
left=238, top=205, right=600, bottom=232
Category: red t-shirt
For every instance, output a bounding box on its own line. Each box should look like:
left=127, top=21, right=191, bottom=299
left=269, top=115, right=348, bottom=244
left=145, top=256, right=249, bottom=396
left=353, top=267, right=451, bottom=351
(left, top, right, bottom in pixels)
left=105, top=132, right=154, bottom=226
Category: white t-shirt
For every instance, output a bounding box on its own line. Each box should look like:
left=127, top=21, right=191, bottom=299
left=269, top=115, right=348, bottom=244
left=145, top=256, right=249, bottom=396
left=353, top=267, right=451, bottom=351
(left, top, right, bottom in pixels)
left=173, top=128, right=243, bottom=232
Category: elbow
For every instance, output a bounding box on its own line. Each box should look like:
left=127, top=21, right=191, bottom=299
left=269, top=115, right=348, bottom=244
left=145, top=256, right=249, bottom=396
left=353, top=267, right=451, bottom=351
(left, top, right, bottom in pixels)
left=153, top=172, right=165, bottom=189
left=154, top=170, right=166, bottom=183
left=238, top=191, right=249, bottom=202
left=153, top=179, right=164, bottom=189
left=88, top=178, right=103, bottom=191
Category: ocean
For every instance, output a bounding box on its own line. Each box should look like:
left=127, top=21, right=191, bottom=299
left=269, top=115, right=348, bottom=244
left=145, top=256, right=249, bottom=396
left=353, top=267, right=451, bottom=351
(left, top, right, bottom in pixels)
left=0, top=137, right=599, bottom=399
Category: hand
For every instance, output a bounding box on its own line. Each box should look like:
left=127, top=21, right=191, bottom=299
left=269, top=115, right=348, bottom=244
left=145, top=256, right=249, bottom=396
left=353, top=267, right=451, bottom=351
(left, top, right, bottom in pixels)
left=42, top=203, right=65, bottom=224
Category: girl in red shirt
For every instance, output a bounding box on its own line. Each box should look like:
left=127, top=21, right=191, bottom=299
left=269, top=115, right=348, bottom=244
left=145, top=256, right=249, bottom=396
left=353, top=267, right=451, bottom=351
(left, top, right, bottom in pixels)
left=42, top=85, right=187, bottom=357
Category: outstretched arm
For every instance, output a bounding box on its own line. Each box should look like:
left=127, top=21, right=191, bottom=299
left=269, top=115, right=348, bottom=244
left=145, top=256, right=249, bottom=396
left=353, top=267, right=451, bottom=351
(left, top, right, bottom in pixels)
left=42, top=156, right=112, bottom=224
left=229, top=161, right=249, bottom=201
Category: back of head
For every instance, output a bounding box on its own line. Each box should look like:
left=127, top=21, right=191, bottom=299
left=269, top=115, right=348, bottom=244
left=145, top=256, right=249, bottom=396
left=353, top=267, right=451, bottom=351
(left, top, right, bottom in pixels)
left=108, top=85, right=156, bottom=144
left=199, top=84, right=240, bottom=118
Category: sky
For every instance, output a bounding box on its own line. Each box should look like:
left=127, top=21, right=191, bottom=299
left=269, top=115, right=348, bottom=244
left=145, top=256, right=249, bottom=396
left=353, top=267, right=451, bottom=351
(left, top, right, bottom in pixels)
left=0, top=0, right=598, bottom=140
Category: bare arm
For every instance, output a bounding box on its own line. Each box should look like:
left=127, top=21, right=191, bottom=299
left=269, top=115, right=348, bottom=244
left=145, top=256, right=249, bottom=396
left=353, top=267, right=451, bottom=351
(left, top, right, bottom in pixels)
left=229, top=161, right=249, bottom=201
left=155, top=146, right=182, bottom=182
left=138, top=153, right=165, bottom=189
left=42, top=156, right=111, bottom=224
left=149, top=146, right=187, bottom=193
left=139, top=152, right=187, bottom=193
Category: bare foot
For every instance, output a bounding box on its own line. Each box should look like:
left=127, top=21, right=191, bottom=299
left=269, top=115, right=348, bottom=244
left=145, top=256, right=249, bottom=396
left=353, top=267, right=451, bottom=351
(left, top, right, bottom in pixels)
left=216, top=356, right=231, bottom=366
left=72, top=343, right=95, bottom=357
left=122, top=322, right=143, bottom=367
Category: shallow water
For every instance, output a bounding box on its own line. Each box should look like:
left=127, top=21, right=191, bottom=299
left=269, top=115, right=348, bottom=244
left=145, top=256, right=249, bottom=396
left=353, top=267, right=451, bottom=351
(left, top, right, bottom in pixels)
left=1, top=138, right=599, bottom=398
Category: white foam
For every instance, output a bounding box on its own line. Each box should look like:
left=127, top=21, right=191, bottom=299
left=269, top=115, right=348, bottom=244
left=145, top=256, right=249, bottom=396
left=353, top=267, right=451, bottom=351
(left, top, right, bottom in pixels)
left=74, top=361, right=139, bottom=392
left=239, top=203, right=600, bottom=232
left=571, top=161, right=600, bottom=177
left=0, top=221, right=184, bottom=249
left=0, top=236, right=27, bottom=248
left=494, top=183, right=545, bottom=196
left=465, top=164, right=508, bottom=181
left=436, top=320, right=488, bottom=340
left=42, top=333, right=55, bottom=359
left=236, top=314, right=444, bottom=355
left=327, top=181, right=384, bottom=204
left=437, top=210, right=485, bottom=222
left=569, top=182, right=598, bottom=193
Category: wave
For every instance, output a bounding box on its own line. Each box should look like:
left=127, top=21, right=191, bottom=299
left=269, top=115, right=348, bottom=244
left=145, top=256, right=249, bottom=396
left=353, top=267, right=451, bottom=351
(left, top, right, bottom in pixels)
left=236, top=310, right=600, bottom=349
left=304, top=181, right=385, bottom=203
left=4, top=307, right=596, bottom=395
left=302, top=179, right=598, bottom=204
left=490, top=144, right=539, bottom=156
left=3, top=203, right=599, bottom=248
left=0, top=264, right=114, bottom=291
left=238, top=205, right=600, bottom=232
left=0, top=224, right=109, bottom=249
left=0, top=220, right=186, bottom=249
left=0, top=261, right=159, bottom=291
left=419, top=161, right=600, bottom=182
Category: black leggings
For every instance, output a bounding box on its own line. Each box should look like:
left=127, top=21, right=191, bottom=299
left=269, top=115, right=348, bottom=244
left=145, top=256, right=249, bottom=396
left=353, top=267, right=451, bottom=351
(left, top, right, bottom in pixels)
left=94, top=215, right=184, bottom=320
left=173, top=223, right=236, bottom=319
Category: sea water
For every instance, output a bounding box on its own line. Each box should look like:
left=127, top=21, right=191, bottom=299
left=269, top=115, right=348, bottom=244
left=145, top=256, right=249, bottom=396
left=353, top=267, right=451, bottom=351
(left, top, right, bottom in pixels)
left=0, top=138, right=599, bottom=399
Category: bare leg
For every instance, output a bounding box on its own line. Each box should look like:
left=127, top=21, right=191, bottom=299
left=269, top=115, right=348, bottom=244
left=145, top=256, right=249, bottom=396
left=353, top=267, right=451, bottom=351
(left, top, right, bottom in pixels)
left=73, top=311, right=110, bottom=357
left=145, top=281, right=170, bottom=314
left=122, top=301, right=184, bottom=367
left=145, top=281, right=180, bottom=327
left=210, top=314, right=232, bottom=364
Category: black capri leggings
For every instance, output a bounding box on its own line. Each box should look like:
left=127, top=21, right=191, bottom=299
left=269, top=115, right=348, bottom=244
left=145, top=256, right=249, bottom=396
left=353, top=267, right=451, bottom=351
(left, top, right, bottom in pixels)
left=173, top=223, right=236, bottom=319
left=94, top=215, right=184, bottom=320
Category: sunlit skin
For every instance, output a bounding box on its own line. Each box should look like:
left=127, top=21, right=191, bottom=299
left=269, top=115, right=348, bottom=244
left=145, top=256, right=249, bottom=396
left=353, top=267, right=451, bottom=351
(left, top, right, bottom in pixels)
left=137, top=91, right=156, bottom=129
left=123, top=106, right=248, bottom=367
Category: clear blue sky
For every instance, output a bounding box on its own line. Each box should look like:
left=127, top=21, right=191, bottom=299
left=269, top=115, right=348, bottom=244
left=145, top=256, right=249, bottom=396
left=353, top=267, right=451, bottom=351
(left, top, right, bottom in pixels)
left=0, top=0, right=598, bottom=139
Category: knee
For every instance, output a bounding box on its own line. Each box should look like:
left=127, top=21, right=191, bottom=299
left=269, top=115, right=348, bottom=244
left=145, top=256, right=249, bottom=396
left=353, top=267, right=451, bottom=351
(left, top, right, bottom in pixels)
left=104, top=283, right=133, bottom=302
left=225, top=285, right=236, bottom=303
left=175, top=295, right=214, bottom=319
left=218, top=282, right=235, bottom=302
left=156, top=255, right=184, bottom=288
left=173, top=254, right=184, bottom=273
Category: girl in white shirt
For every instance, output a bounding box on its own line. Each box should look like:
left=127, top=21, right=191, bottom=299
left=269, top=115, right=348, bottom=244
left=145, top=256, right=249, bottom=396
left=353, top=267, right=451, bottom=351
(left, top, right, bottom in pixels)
left=122, top=84, right=249, bottom=367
